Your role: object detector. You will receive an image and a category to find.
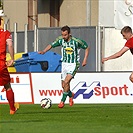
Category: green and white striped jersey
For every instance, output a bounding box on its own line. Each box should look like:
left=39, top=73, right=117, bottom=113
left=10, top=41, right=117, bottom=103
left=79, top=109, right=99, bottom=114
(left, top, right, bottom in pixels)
left=51, top=36, right=88, bottom=63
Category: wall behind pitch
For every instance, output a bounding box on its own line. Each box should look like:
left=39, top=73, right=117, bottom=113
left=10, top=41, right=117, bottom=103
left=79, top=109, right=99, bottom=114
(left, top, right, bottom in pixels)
left=102, top=28, right=132, bottom=71
left=37, top=26, right=97, bottom=72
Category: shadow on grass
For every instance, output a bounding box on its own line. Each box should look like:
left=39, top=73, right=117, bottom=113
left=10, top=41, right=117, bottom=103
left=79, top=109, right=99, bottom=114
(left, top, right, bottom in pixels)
left=0, top=119, right=46, bottom=123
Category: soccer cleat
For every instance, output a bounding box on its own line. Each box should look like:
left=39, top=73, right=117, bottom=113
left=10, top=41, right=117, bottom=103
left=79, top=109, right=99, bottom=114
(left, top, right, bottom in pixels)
left=14, top=102, right=20, bottom=110
left=10, top=103, right=19, bottom=115
left=69, top=92, right=74, bottom=106
left=58, top=101, right=64, bottom=108
left=10, top=110, right=16, bottom=115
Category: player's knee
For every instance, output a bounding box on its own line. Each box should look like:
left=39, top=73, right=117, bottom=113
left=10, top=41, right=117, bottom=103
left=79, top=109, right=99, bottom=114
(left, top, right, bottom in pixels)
left=129, top=75, right=133, bottom=83
left=64, top=80, right=69, bottom=86
left=4, top=83, right=11, bottom=90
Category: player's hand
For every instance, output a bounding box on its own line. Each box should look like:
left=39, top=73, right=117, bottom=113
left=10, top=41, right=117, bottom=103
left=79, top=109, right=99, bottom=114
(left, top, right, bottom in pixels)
left=82, top=60, right=87, bottom=67
left=38, top=51, right=45, bottom=54
left=6, top=59, right=14, bottom=67
left=102, top=58, right=108, bottom=64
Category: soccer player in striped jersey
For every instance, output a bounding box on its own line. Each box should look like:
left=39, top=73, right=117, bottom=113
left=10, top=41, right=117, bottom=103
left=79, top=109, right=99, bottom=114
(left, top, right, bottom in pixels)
left=38, top=25, right=90, bottom=108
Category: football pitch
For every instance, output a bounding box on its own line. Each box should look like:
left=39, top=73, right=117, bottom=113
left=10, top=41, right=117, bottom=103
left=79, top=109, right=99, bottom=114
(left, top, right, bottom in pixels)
left=0, top=104, right=133, bottom=133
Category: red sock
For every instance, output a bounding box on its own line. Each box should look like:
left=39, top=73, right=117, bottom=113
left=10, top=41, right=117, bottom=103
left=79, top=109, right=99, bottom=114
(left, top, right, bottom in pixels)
left=6, top=89, right=15, bottom=111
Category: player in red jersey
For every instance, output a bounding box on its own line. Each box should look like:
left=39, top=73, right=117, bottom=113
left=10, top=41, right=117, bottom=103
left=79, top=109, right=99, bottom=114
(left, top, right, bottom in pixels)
left=102, top=26, right=133, bottom=83
left=0, top=13, right=19, bottom=114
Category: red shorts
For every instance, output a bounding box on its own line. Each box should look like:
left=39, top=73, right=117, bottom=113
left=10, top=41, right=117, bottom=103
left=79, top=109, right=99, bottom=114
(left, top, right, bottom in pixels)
left=0, top=68, right=10, bottom=86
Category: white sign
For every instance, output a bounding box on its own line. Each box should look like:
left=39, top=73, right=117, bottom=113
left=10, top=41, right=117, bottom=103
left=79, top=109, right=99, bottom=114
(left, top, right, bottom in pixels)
left=0, top=73, right=33, bottom=103
left=31, top=73, right=62, bottom=104
left=1, top=73, right=132, bottom=104
left=31, top=72, right=133, bottom=104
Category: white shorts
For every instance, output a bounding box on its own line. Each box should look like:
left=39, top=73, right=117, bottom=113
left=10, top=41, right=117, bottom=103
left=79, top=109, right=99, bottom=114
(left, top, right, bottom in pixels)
left=61, top=62, right=79, bottom=81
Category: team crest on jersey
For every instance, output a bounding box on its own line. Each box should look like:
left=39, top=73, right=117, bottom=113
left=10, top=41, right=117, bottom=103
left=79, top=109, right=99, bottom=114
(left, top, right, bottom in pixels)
left=65, top=47, right=74, bottom=54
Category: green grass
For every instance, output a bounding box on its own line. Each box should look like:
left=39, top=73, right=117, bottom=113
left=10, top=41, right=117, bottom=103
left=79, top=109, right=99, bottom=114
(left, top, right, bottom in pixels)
left=0, top=104, right=133, bottom=133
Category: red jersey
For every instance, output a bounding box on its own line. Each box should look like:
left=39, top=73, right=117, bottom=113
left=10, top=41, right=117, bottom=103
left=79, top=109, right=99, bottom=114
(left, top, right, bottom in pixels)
left=0, top=29, right=12, bottom=62
left=0, top=29, right=12, bottom=86
left=125, top=37, right=133, bottom=54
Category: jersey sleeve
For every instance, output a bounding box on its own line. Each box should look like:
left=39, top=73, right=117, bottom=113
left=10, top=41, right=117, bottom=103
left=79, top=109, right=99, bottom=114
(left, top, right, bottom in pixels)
left=125, top=40, right=132, bottom=48
left=6, top=31, right=12, bottom=41
left=77, top=38, right=88, bottom=49
left=51, top=36, right=62, bottom=48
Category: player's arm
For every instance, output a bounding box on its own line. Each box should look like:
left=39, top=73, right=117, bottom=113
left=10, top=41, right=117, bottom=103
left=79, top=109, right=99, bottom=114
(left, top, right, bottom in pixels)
left=38, top=37, right=61, bottom=54
left=38, top=44, right=52, bottom=54
left=82, top=46, right=90, bottom=66
left=7, top=39, right=14, bottom=66
left=77, top=38, right=90, bottom=67
left=102, top=46, right=129, bottom=64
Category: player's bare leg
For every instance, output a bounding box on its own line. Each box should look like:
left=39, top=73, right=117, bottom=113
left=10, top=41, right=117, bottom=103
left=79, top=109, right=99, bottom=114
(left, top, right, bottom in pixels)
left=129, top=72, right=133, bottom=83
left=58, top=74, right=74, bottom=108
left=63, top=75, right=74, bottom=106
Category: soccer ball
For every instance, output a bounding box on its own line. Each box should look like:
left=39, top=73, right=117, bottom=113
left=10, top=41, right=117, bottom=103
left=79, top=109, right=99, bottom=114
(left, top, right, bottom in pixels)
left=40, top=98, right=52, bottom=109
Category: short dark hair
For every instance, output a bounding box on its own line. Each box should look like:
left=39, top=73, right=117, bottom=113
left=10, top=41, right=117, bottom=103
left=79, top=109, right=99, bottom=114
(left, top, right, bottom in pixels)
left=121, top=26, right=132, bottom=34
left=61, top=25, right=71, bottom=34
